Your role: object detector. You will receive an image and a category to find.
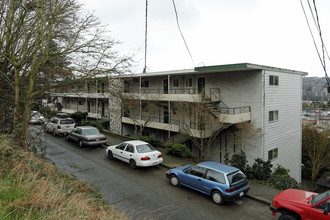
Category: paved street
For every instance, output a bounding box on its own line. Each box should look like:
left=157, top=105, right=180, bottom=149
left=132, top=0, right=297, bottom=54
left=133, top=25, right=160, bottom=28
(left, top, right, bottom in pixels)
left=31, top=126, right=276, bottom=220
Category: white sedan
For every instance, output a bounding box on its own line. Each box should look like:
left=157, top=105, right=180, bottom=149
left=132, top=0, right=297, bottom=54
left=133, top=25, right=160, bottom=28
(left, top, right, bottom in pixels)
left=106, top=140, right=163, bottom=168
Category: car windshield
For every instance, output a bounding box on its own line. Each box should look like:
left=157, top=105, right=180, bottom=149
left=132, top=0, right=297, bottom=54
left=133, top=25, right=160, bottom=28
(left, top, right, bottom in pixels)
left=136, top=144, right=155, bottom=153
left=31, top=112, right=42, bottom=117
left=83, top=129, right=100, bottom=136
left=311, top=190, right=330, bottom=205
left=60, top=119, right=74, bottom=124
left=227, top=170, right=246, bottom=186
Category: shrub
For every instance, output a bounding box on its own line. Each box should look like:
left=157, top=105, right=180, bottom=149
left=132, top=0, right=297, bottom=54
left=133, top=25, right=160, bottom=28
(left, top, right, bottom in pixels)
left=273, top=165, right=290, bottom=176
left=229, top=150, right=247, bottom=173
left=81, top=121, right=103, bottom=132
left=269, top=175, right=300, bottom=190
left=245, top=164, right=254, bottom=179
left=166, top=143, right=192, bottom=158
left=137, top=133, right=160, bottom=147
left=70, top=111, right=88, bottom=125
left=224, top=152, right=229, bottom=165
left=251, top=158, right=273, bottom=181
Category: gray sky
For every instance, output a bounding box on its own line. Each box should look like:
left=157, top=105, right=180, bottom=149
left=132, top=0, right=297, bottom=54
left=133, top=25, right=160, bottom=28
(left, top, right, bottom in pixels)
left=81, top=0, right=330, bottom=77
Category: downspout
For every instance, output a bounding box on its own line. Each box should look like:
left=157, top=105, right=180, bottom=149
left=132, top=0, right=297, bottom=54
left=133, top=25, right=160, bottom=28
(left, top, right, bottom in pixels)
left=262, top=70, right=266, bottom=160
left=140, top=77, right=142, bottom=133
left=96, top=80, right=98, bottom=121
left=168, top=75, right=171, bottom=139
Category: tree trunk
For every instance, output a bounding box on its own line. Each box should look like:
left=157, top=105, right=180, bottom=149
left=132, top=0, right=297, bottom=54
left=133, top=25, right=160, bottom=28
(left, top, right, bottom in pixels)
left=13, top=67, right=21, bottom=138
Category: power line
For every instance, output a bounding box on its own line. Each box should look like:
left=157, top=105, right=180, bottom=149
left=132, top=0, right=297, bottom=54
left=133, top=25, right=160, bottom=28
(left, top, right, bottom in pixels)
left=300, top=0, right=330, bottom=86
left=143, top=0, right=148, bottom=73
left=171, top=0, right=195, bottom=67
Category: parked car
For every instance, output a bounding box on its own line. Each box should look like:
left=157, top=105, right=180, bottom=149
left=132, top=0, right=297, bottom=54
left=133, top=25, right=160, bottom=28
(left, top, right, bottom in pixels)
left=166, top=161, right=250, bottom=205
left=55, top=112, right=70, bottom=118
left=106, top=140, right=163, bottom=169
left=66, top=126, right=107, bottom=147
left=44, top=117, right=76, bottom=136
left=29, top=111, right=45, bottom=124
left=270, top=189, right=330, bottom=220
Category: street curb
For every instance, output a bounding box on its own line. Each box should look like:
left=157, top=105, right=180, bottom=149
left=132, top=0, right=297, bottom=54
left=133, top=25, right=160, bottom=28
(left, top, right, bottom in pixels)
left=246, top=193, right=272, bottom=206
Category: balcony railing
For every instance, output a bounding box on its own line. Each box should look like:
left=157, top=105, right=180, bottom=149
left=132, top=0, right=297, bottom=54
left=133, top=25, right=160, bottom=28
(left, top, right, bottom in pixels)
left=219, top=106, right=251, bottom=114
left=128, top=88, right=197, bottom=94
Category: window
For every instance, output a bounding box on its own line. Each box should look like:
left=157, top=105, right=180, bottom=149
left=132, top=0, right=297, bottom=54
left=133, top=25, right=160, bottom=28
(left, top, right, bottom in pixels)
left=185, top=78, right=192, bottom=87
left=116, top=143, right=127, bottom=150
left=79, top=100, right=83, bottom=105
left=173, top=79, right=179, bottom=87
left=269, top=75, right=279, bottom=86
left=269, top=110, right=279, bottom=121
left=141, top=80, right=149, bottom=88
left=185, top=165, right=206, bottom=177
left=125, top=144, right=134, bottom=153
left=205, top=169, right=226, bottom=184
left=268, top=148, right=278, bottom=160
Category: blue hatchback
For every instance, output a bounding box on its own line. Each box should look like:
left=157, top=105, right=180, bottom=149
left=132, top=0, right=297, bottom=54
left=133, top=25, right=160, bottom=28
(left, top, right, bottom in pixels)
left=166, top=161, right=250, bottom=205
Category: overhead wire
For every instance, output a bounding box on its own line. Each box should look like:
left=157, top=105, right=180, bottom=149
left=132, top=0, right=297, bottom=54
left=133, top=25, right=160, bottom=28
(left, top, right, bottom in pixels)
left=171, top=0, right=196, bottom=67
left=300, top=0, right=329, bottom=86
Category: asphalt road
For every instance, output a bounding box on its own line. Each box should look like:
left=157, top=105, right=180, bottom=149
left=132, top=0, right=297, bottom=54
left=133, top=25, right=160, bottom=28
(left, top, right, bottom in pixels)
left=30, top=126, right=276, bottom=220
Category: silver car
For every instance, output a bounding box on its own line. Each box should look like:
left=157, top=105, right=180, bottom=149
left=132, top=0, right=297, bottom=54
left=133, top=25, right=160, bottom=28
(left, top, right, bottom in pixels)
left=66, top=126, right=107, bottom=147
left=45, top=117, right=76, bottom=136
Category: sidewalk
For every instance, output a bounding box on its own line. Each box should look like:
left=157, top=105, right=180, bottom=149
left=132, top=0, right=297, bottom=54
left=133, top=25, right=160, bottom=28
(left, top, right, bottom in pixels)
left=103, top=131, right=280, bottom=206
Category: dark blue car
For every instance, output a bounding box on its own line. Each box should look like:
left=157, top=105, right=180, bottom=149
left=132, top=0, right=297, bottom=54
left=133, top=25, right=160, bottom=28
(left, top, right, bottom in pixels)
left=166, top=161, right=250, bottom=205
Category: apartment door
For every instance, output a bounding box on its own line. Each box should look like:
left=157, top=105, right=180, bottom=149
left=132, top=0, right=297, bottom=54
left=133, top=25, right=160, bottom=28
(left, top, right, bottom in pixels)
left=101, top=102, right=105, bottom=116
left=198, top=78, right=205, bottom=93
left=163, top=106, right=169, bottom=123
left=87, top=101, right=91, bottom=112
left=163, top=79, right=168, bottom=94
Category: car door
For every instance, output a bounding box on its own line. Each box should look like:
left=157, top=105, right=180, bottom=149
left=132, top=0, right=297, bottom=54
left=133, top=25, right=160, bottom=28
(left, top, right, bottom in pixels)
left=203, top=169, right=227, bottom=194
left=309, top=199, right=330, bottom=220
left=121, top=144, right=135, bottom=163
left=71, top=128, right=82, bottom=142
left=46, top=117, right=56, bottom=132
left=180, top=165, right=207, bottom=193
left=112, top=143, right=127, bottom=161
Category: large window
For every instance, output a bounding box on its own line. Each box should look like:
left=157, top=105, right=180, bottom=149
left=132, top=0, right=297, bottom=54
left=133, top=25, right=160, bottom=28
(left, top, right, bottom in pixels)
left=173, top=79, right=179, bottom=87
left=141, top=80, right=149, bottom=88
left=185, top=78, right=192, bottom=87
left=269, top=110, right=279, bottom=122
left=269, top=75, right=279, bottom=86
left=268, top=148, right=278, bottom=160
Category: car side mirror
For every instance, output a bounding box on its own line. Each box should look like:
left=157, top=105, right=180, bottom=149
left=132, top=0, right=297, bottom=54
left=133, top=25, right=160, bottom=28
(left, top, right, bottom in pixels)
left=324, top=207, right=329, bottom=216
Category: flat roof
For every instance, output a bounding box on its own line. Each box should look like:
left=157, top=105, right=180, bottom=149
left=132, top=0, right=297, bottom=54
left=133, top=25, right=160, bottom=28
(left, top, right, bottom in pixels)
left=126, top=63, right=308, bottom=77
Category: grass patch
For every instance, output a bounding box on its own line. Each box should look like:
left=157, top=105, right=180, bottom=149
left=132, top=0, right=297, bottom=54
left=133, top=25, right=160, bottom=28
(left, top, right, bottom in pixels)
left=0, top=135, right=126, bottom=219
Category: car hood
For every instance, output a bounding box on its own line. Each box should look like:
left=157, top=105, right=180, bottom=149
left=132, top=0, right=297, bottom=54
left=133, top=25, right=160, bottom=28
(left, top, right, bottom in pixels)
left=170, top=165, right=193, bottom=172
left=274, top=189, right=317, bottom=205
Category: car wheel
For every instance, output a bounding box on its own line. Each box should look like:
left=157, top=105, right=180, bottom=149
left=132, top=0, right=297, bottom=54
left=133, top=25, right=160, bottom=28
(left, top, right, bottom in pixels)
left=78, top=140, right=83, bottom=148
left=53, top=130, right=57, bottom=136
left=66, top=135, right=70, bottom=141
left=170, top=175, right=180, bottom=187
left=278, top=214, right=297, bottom=220
left=107, top=150, right=114, bottom=160
left=129, top=159, right=136, bottom=169
left=211, top=190, right=224, bottom=205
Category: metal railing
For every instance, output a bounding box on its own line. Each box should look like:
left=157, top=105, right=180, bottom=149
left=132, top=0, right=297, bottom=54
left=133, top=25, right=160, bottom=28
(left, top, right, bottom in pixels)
left=219, top=106, right=251, bottom=114
left=128, top=88, right=196, bottom=95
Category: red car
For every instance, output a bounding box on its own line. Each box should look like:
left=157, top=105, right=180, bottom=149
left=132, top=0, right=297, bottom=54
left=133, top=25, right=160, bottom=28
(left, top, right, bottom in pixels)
left=270, top=189, right=330, bottom=220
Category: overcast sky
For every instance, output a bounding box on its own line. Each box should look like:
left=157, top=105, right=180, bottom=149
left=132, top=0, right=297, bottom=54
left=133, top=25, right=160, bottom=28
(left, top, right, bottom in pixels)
left=81, top=0, right=330, bottom=77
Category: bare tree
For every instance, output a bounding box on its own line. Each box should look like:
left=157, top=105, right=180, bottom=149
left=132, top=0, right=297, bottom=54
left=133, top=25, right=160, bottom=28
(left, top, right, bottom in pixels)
left=0, top=0, right=132, bottom=143
left=302, top=127, right=330, bottom=181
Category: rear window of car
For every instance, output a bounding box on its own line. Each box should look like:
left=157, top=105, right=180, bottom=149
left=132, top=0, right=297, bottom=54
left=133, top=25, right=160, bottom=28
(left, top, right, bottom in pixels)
left=60, top=119, right=74, bottom=124
left=136, top=144, right=155, bottom=153
left=227, top=170, right=246, bottom=186
left=83, top=128, right=100, bottom=136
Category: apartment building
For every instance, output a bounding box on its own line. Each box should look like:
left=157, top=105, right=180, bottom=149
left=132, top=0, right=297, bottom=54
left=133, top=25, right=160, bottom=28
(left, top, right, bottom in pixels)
left=52, top=63, right=307, bottom=182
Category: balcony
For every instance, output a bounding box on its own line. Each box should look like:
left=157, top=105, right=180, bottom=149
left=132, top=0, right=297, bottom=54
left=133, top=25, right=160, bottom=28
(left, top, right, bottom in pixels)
left=51, top=92, right=109, bottom=99
left=217, top=106, right=251, bottom=124
left=122, top=116, right=180, bottom=132
left=123, top=88, right=203, bottom=102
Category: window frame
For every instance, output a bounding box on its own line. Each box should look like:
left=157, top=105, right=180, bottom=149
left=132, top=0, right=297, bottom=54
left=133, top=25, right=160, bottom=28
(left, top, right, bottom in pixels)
left=173, top=79, right=179, bottom=88
left=269, top=110, right=279, bottom=122
left=268, top=148, right=278, bottom=160
left=185, top=78, right=193, bottom=87
left=269, top=75, right=279, bottom=86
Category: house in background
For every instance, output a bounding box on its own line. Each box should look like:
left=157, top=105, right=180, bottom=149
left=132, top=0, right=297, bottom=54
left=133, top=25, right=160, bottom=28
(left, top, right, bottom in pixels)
left=52, top=63, right=307, bottom=183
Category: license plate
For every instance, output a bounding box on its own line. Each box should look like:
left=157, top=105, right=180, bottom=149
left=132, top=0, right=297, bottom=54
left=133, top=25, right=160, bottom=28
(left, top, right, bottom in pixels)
left=66, top=126, right=70, bottom=128
left=239, top=192, right=244, bottom=197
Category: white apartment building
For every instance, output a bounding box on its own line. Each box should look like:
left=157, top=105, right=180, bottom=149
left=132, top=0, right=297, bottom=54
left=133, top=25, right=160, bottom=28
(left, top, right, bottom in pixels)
left=52, top=63, right=307, bottom=182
